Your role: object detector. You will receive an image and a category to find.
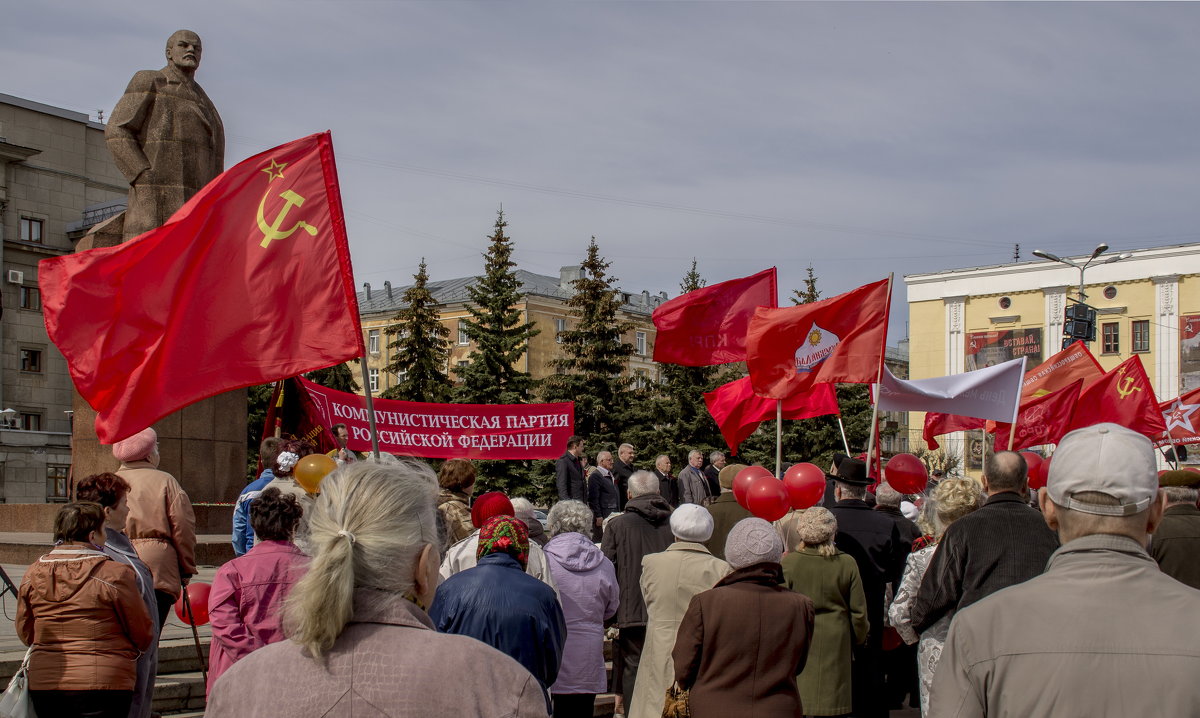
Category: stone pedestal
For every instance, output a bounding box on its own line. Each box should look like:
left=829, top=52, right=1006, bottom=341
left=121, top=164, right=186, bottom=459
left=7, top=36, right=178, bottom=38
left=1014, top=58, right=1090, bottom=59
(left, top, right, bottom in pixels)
left=69, top=214, right=247, bottom=503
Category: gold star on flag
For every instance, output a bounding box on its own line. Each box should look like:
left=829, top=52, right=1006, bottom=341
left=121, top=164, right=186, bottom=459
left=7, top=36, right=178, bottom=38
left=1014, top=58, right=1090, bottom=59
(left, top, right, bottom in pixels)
left=261, top=159, right=287, bottom=182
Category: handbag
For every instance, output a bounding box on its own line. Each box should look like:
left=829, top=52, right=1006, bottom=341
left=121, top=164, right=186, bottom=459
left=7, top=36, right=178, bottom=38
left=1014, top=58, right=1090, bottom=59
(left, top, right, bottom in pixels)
left=0, top=646, right=37, bottom=718
left=661, top=682, right=691, bottom=718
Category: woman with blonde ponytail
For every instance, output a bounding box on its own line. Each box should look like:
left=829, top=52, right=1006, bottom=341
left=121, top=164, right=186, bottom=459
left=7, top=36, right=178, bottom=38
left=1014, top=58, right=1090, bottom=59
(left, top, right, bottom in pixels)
left=206, top=461, right=550, bottom=717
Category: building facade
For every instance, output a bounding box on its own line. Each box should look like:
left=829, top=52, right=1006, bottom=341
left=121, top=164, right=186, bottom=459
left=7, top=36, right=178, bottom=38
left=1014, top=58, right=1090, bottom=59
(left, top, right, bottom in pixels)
left=356, top=266, right=666, bottom=396
left=0, top=94, right=126, bottom=502
left=905, top=243, right=1199, bottom=474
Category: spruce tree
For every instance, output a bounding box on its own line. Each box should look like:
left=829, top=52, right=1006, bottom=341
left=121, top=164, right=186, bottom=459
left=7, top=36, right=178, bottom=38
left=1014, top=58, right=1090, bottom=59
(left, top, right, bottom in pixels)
left=542, top=238, right=636, bottom=444
left=455, top=209, right=539, bottom=404
left=792, top=264, right=821, bottom=305
left=305, top=363, right=360, bottom=393
left=381, top=259, right=452, bottom=402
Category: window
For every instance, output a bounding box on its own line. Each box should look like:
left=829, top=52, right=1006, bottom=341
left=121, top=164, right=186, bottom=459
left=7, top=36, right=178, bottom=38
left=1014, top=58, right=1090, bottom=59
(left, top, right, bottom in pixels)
left=458, top=321, right=469, bottom=345
left=1132, top=320, right=1150, bottom=353
left=635, top=331, right=647, bottom=356
left=20, top=217, right=44, bottom=243
left=20, top=349, right=42, bottom=373
left=1101, top=322, right=1120, bottom=354
left=368, top=368, right=379, bottom=393
left=47, top=464, right=69, bottom=502
left=20, top=412, right=42, bottom=431
left=555, top=318, right=567, bottom=343
left=368, top=329, right=380, bottom=354
left=19, top=286, right=40, bottom=310
left=634, top=369, right=648, bottom=390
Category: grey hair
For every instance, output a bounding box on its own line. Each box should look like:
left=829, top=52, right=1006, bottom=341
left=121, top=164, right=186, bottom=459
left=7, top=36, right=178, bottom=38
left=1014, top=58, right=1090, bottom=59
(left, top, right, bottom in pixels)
left=548, top=500, right=593, bottom=536
left=284, top=460, right=439, bottom=659
left=629, top=470, right=660, bottom=497
left=619, top=443, right=634, bottom=452
left=709, top=451, right=724, bottom=463
left=1164, top=486, right=1198, bottom=505
left=360, top=451, right=400, bottom=465
left=510, top=497, right=536, bottom=520
left=688, top=450, right=703, bottom=461
left=836, top=480, right=867, bottom=500
left=596, top=450, right=613, bottom=463
left=875, top=482, right=903, bottom=508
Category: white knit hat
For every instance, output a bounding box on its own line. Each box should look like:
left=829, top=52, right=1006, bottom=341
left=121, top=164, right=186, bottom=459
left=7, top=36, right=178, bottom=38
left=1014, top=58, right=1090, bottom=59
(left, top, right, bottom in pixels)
left=724, top=517, right=782, bottom=569
left=670, top=504, right=714, bottom=543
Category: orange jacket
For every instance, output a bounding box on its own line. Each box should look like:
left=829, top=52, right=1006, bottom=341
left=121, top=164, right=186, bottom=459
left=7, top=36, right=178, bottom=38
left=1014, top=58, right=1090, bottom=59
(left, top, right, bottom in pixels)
left=16, top=545, right=155, bottom=691
left=118, top=460, right=197, bottom=596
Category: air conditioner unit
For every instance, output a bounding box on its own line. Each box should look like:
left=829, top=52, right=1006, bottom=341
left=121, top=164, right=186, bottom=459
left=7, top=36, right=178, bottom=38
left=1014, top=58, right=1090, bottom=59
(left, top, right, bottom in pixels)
left=6, top=269, right=24, bottom=285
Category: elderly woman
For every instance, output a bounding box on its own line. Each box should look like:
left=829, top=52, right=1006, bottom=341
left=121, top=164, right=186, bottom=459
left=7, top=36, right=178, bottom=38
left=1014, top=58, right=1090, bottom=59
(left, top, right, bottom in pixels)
left=112, top=426, right=196, bottom=630
left=207, top=487, right=309, bottom=694
left=75, top=473, right=160, bottom=718
left=781, top=507, right=869, bottom=717
left=437, top=458, right=476, bottom=543
left=206, top=462, right=548, bottom=716
left=16, top=502, right=155, bottom=718
left=440, top=491, right=558, bottom=591
left=888, top=478, right=984, bottom=713
left=542, top=500, right=619, bottom=717
left=673, top=518, right=816, bottom=717
left=514, top=496, right=550, bottom=546
left=630, top=504, right=729, bottom=718
left=431, top=515, right=567, bottom=703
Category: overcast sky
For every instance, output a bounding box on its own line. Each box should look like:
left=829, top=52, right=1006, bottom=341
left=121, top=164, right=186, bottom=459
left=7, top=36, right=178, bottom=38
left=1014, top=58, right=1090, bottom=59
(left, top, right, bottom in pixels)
left=5, top=1, right=1199, bottom=343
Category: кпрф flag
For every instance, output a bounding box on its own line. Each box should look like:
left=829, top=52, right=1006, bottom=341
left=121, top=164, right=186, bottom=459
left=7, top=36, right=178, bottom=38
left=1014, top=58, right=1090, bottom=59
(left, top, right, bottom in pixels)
left=652, top=268, right=777, bottom=366
left=1065, top=355, right=1167, bottom=438
left=745, top=278, right=891, bottom=400
left=41, top=132, right=363, bottom=443
left=876, top=357, right=1027, bottom=423
left=993, top=378, right=1084, bottom=452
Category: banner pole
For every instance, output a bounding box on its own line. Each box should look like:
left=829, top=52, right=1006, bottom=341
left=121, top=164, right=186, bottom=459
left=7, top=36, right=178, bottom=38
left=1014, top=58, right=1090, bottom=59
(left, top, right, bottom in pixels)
left=865, top=274, right=893, bottom=473
left=357, top=357, right=381, bottom=460
left=836, top=415, right=851, bottom=455
left=273, top=380, right=285, bottom=438
left=776, top=400, right=783, bottom=478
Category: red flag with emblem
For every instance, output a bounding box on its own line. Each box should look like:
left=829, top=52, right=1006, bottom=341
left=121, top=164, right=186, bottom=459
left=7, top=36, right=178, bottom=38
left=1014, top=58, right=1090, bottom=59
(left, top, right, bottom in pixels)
left=993, top=379, right=1084, bottom=451
left=703, top=377, right=839, bottom=455
left=745, top=278, right=891, bottom=399
left=1155, top=387, right=1200, bottom=448
left=1019, top=340, right=1104, bottom=401
left=652, top=268, right=777, bottom=366
left=41, top=132, right=363, bottom=443
left=1064, top=355, right=1166, bottom=438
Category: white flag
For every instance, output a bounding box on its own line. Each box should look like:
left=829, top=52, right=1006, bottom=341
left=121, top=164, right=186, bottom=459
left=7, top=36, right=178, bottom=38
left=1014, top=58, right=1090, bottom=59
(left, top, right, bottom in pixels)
left=876, top=357, right=1027, bottom=423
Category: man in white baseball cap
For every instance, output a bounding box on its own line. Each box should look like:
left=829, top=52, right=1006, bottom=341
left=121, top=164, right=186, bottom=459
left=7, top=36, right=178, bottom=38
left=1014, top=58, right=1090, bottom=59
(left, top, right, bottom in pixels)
left=928, top=423, right=1200, bottom=717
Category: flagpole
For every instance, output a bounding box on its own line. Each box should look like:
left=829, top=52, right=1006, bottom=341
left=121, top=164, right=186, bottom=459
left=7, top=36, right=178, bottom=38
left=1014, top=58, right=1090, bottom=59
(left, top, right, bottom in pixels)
left=836, top=415, right=851, bottom=455
left=272, top=380, right=285, bottom=438
left=865, top=274, right=893, bottom=474
left=1006, top=356, right=1027, bottom=451
left=776, top=400, right=783, bottom=478
left=357, top=357, right=381, bottom=460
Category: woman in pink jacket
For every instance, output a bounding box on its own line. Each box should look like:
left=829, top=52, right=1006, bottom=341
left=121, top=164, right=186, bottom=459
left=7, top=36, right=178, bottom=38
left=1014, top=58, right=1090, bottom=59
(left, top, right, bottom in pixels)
left=207, top=487, right=307, bottom=694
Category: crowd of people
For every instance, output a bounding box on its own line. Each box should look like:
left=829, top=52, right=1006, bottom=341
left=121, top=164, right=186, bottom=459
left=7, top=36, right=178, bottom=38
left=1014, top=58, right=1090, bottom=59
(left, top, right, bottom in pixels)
left=10, top=423, right=1200, bottom=717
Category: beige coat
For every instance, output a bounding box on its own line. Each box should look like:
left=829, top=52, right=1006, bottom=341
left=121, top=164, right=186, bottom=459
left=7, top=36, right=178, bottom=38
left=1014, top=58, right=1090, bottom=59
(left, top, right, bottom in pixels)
left=118, top=460, right=196, bottom=596
left=629, top=542, right=729, bottom=718
left=206, top=589, right=548, bottom=717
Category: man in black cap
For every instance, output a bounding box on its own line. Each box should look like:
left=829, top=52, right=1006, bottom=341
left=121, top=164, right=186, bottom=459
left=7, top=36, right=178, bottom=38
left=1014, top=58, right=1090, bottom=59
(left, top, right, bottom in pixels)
left=1150, top=469, right=1200, bottom=590
left=829, top=457, right=904, bottom=718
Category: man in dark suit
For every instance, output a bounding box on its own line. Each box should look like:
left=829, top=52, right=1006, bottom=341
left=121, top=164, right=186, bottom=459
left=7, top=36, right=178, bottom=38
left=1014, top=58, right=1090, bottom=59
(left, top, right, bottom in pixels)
left=613, top=443, right=637, bottom=511
left=703, top=451, right=725, bottom=498
left=652, top=454, right=679, bottom=507
left=555, top=435, right=586, bottom=501
left=588, top=450, right=621, bottom=540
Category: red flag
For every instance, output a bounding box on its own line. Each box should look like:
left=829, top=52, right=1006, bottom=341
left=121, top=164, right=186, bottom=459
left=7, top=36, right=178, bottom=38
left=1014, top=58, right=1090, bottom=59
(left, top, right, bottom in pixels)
left=745, top=278, right=891, bottom=399
left=261, top=378, right=339, bottom=455
left=41, top=132, right=363, bottom=443
left=1065, top=356, right=1167, bottom=437
left=993, top=379, right=1084, bottom=451
left=1156, top=387, right=1200, bottom=448
left=652, top=268, right=777, bottom=366
left=704, top=377, right=839, bottom=454
left=922, top=413, right=985, bottom=450
left=1020, top=340, right=1104, bottom=400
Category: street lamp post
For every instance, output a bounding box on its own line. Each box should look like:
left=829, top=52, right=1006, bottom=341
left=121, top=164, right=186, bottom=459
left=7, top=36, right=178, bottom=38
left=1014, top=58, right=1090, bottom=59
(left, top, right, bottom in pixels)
left=1032, top=244, right=1132, bottom=347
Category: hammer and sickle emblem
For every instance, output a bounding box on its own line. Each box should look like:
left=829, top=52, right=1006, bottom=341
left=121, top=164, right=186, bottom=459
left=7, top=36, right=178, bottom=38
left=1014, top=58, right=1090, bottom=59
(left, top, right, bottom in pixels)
left=257, top=189, right=318, bottom=249
left=1116, top=374, right=1142, bottom=400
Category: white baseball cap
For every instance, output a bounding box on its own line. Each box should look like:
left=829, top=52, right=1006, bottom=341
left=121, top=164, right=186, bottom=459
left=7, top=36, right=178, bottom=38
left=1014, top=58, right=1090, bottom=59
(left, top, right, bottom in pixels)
left=1046, top=423, right=1158, bottom=516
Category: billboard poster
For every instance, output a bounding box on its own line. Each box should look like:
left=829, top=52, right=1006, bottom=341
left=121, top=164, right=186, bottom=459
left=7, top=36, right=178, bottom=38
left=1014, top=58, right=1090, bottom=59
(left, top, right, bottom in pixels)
left=966, top=328, right=1044, bottom=372
left=1183, top=314, right=1200, bottom=394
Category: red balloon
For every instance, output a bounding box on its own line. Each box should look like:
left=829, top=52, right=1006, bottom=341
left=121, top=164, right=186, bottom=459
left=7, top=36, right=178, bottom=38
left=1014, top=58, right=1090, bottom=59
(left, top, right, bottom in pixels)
left=884, top=453, right=928, bottom=494
left=745, top=475, right=791, bottom=522
left=782, top=463, right=826, bottom=510
left=174, top=581, right=212, bottom=627
left=734, top=465, right=773, bottom=506
left=1158, top=469, right=1170, bottom=479
left=1021, top=452, right=1045, bottom=489
left=1028, top=456, right=1052, bottom=491
left=1186, top=467, right=1200, bottom=474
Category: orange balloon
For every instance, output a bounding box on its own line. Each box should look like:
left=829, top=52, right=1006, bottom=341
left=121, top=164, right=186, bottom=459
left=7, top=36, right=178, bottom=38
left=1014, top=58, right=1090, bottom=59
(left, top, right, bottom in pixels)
left=294, top=453, right=337, bottom=494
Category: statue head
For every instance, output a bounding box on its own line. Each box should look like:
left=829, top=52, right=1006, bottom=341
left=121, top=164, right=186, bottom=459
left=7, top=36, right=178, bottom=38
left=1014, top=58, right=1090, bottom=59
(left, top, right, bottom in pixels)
left=165, top=30, right=202, bottom=75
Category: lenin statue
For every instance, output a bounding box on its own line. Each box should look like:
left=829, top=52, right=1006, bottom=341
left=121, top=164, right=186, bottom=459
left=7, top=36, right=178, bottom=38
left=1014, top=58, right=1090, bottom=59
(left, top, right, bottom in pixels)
left=72, top=30, right=244, bottom=504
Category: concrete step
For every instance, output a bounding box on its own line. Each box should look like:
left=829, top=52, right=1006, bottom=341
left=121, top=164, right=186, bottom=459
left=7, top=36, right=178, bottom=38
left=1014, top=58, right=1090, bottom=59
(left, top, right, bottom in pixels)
left=152, top=670, right=207, bottom=714
left=0, top=532, right=234, bottom=565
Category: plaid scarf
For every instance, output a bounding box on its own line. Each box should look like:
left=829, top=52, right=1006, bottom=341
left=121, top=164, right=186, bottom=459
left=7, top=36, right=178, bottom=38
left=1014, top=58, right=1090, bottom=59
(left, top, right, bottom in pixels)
left=476, top=515, right=529, bottom=569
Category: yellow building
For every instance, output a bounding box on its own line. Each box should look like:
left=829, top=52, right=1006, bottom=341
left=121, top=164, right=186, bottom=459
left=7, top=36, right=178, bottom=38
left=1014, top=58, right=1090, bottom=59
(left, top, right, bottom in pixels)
left=356, top=266, right=665, bottom=395
left=905, top=243, right=1200, bottom=474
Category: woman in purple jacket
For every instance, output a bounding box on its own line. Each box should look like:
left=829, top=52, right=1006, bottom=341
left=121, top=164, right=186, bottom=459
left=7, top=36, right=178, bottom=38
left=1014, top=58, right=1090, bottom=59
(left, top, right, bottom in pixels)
left=207, top=487, right=308, bottom=694
left=543, top=500, right=620, bottom=718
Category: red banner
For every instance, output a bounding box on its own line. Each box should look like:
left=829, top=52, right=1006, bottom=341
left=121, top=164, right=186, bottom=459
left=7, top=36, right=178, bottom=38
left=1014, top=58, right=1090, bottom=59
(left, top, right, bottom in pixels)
left=293, top=377, right=573, bottom=459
